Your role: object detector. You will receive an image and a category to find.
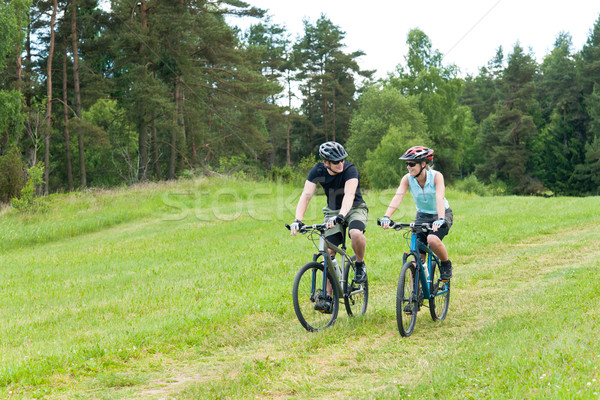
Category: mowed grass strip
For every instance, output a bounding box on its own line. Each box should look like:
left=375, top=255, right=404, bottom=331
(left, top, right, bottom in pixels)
left=144, top=222, right=600, bottom=400
left=0, top=177, right=599, bottom=399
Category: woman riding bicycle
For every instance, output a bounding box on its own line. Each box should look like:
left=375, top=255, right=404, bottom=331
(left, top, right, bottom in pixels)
left=380, top=146, right=454, bottom=280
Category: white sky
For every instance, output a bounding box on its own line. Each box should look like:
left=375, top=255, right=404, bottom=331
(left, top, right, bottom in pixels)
left=228, top=0, right=600, bottom=79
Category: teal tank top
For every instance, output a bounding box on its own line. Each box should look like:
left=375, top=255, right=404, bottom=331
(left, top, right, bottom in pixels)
left=408, top=169, right=450, bottom=214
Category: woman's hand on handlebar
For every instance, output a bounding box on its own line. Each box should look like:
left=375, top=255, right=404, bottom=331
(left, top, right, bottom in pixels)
left=380, top=216, right=392, bottom=229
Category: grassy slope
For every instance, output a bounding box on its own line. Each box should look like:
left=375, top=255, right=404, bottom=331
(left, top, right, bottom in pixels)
left=1, top=177, right=599, bottom=399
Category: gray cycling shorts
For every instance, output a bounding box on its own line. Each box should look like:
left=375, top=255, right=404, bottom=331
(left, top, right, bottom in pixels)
left=322, top=203, right=368, bottom=244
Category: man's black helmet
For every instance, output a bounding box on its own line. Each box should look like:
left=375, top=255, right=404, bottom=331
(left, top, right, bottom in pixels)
left=399, top=146, right=434, bottom=162
left=319, top=141, right=348, bottom=162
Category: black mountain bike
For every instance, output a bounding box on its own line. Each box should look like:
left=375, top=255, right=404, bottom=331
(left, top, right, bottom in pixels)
left=286, top=223, right=368, bottom=332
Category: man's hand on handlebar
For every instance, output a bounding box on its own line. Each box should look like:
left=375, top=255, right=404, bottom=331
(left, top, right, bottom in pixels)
left=290, top=220, right=305, bottom=236
left=326, top=214, right=344, bottom=230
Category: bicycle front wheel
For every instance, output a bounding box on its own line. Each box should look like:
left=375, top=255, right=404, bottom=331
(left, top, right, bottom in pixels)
left=429, top=259, right=450, bottom=321
left=292, top=262, right=340, bottom=332
left=343, top=255, right=368, bottom=316
left=396, top=261, right=418, bottom=337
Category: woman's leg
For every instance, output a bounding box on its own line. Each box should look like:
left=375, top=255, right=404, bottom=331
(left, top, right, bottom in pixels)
left=427, top=234, right=448, bottom=262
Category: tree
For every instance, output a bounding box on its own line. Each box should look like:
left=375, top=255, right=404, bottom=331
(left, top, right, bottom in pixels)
left=573, top=134, right=600, bottom=194
left=108, top=0, right=270, bottom=182
left=388, top=29, right=467, bottom=179
left=533, top=33, right=582, bottom=194
left=43, top=0, right=57, bottom=194
left=61, top=38, right=73, bottom=190
left=294, top=15, right=371, bottom=152
left=365, top=124, right=431, bottom=189
left=70, top=0, right=86, bottom=187
left=579, top=15, right=600, bottom=97
left=243, top=20, right=290, bottom=167
left=0, top=0, right=30, bottom=155
left=475, top=44, right=544, bottom=194
left=346, top=84, right=426, bottom=166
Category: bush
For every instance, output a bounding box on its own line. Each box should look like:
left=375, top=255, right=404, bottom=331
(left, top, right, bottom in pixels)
left=453, top=174, right=518, bottom=196
left=0, top=146, right=26, bottom=203
left=268, top=156, right=318, bottom=186
left=11, top=163, right=45, bottom=212
left=268, top=165, right=294, bottom=183
left=454, top=175, right=492, bottom=196
left=217, top=155, right=263, bottom=180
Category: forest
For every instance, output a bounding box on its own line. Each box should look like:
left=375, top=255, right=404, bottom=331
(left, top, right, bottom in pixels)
left=1, top=0, right=600, bottom=202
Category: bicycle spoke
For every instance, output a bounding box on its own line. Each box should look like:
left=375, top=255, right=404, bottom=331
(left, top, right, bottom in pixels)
left=429, top=259, right=450, bottom=321
left=397, top=261, right=418, bottom=337
left=293, top=262, right=339, bottom=332
left=343, top=256, right=368, bottom=317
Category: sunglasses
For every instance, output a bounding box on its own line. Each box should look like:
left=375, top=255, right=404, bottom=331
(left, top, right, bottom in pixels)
left=327, top=160, right=343, bottom=165
left=406, top=162, right=418, bottom=167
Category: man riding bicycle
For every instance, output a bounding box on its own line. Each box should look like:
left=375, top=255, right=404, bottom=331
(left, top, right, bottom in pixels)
left=290, top=142, right=369, bottom=303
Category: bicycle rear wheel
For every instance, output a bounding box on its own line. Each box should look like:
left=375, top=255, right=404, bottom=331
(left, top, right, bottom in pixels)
left=396, top=261, right=418, bottom=337
left=292, top=262, right=340, bottom=332
left=343, top=255, right=368, bottom=316
left=429, top=259, right=450, bottom=321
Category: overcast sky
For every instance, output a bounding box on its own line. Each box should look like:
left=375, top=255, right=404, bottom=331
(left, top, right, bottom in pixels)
left=228, top=0, right=600, bottom=79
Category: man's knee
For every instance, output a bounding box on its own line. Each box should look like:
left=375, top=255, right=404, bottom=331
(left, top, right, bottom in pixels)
left=349, top=229, right=366, bottom=241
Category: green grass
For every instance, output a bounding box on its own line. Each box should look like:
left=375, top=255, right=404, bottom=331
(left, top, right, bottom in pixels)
left=1, top=177, right=600, bottom=399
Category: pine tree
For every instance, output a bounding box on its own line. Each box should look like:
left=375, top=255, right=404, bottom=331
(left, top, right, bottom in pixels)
left=475, top=44, right=544, bottom=194
left=294, top=15, right=370, bottom=152
left=534, top=33, right=581, bottom=194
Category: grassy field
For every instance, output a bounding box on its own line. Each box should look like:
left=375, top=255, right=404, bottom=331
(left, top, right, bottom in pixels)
left=1, top=177, right=600, bottom=399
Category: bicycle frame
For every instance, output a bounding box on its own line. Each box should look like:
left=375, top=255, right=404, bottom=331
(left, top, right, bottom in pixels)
left=402, top=231, right=449, bottom=301
left=312, top=227, right=353, bottom=297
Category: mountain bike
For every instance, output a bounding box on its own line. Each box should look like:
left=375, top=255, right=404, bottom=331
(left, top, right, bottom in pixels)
left=286, top=222, right=368, bottom=332
left=378, top=219, right=450, bottom=337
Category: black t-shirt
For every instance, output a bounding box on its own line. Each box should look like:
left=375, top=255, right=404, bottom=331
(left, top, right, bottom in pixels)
left=307, top=161, right=365, bottom=210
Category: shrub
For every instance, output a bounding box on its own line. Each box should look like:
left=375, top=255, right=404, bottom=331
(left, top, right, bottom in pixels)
left=267, top=156, right=318, bottom=186
left=11, top=163, right=45, bottom=212
left=268, top=165, right=294, bottom=183
left=454, top=175, right=492, bottom=196
left=217, top=155, right=263, bottom=180
left=0, top=146, right=26, bottom=203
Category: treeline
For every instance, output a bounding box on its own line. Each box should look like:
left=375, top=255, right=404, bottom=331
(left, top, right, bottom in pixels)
left=0, top=0, right=599, bottom=203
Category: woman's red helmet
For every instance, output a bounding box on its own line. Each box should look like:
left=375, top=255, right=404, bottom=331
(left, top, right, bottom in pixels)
left=399, top=146, right=434, bottom=162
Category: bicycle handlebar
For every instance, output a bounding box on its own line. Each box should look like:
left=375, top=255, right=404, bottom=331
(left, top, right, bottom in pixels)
left=285, top=223, right=328, bottom=234
left=377, top=218, right=441, bottom=232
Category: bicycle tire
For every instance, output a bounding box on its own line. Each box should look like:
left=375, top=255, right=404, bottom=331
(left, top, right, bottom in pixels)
left=342, top=255, right=368, bottom=317
left=292, top=261, right=340, bottom=332
left=396, top=261, right=418, bottom=337
left=429, top=259, right=450, bottom=321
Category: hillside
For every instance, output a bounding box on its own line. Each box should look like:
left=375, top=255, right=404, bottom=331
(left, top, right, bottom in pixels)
left=1, top=177, right=600, bottom=399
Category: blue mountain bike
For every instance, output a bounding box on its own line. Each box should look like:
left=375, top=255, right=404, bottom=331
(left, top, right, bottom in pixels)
left=378, top=219, right=450, bottom=337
